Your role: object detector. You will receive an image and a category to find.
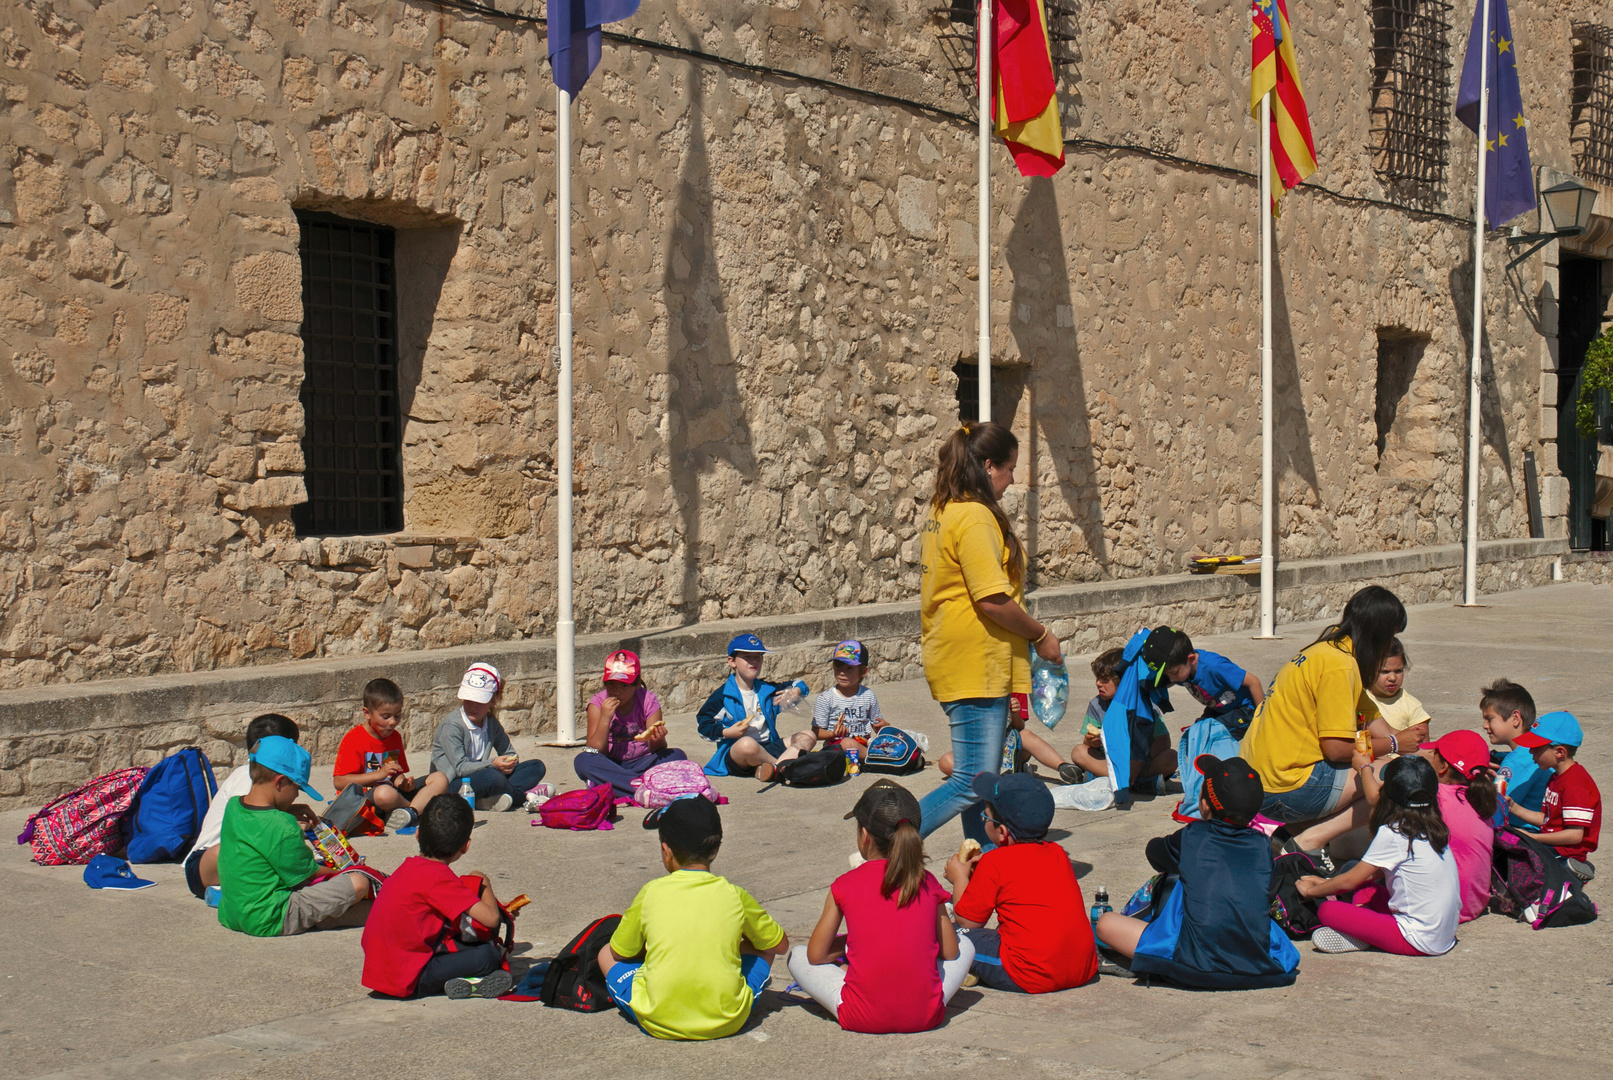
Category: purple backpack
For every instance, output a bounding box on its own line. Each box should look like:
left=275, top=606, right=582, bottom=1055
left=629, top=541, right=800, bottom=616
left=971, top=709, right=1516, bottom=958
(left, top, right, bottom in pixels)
left=536, top=784, right=617, bottom=831
left=631, top=760, right=720, bottom=808
left=17, top=767, right=150, bottom=866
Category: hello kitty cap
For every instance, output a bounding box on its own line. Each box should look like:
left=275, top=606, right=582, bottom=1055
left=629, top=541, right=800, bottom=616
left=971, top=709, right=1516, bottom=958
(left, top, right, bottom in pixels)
left=458, top=662, right=503, bottom=704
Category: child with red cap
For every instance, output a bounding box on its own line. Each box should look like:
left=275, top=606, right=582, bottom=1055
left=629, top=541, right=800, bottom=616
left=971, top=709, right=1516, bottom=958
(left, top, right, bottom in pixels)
left=575, top=649, right=687, bottom=798
left=1417, top=730, right=1498, bottom=922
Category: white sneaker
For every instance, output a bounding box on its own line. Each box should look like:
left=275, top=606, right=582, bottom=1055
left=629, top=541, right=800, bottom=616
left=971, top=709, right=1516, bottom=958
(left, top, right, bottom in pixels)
left=1311, top=927, right=1369, bottom=953
left=524, top=790, right=553, bottom=812
left=386, top=807, right=417, bottom=829
left=475, top=794, right=514, bottom=812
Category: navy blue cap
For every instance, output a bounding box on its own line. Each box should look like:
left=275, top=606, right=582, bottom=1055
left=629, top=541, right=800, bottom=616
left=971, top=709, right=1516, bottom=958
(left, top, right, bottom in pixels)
left=727, top=633, right=771, bottom=656
left=972, top=771, right=1054, bottom=839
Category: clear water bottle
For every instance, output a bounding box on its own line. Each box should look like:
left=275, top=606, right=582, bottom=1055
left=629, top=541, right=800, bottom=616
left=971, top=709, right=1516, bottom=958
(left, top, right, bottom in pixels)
left=1030, top=654, right=1070, bottom=729
left=459, top=776, right=475, bottom=809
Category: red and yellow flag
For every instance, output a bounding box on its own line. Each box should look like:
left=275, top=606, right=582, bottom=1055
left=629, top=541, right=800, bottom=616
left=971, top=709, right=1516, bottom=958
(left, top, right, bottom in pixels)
left=992, top=0, right=1064, bottom=177
left=1250, top=0, right=1316, bottom=207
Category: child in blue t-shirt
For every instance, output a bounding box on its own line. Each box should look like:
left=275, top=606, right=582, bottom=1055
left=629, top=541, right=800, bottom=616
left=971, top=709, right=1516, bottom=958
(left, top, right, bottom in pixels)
left=1481, top=678, right=1549, bottom=827
left=1157, top=629, right=1263, bottom=731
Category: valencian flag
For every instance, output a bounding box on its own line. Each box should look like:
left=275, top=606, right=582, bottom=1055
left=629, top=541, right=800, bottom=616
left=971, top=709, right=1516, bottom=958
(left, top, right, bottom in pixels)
left=1455, top=0, right=1534, bottom=228
left=548, top=0, right=640, bottom=95
left=1249, top=0, right=1317, bottom=207
left=991, top=0, right=1064, bottom=176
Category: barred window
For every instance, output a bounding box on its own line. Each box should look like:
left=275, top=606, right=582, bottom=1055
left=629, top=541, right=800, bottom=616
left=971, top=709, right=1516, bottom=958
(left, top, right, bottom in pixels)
left=1368, top=0, right=1453, bottom=208
left=292, top=211, right=404, bottom=536
left=1571, top=23, right=1613, bottom=187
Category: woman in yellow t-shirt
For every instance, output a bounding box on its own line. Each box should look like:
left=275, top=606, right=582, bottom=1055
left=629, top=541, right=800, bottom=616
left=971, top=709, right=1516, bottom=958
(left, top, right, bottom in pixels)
left=1240, top=586, right=1408, bottom=840
left=916, top=421, right=1063, bottom=844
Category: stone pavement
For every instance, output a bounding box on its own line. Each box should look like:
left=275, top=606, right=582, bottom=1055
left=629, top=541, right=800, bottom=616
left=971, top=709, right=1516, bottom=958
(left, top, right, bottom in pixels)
left=3, top=583, right=1610, bottom=1080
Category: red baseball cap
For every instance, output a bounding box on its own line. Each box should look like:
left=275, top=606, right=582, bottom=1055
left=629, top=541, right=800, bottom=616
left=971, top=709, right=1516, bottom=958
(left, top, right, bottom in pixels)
left=1418, top=729, right=1490, bottom=778
left=603, top=649, right=640, bottom=684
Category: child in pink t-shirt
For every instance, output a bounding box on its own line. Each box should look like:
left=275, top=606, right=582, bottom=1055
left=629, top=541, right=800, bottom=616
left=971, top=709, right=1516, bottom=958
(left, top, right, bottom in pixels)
left=786, top=781, right=974, bottom=1034
left=574, top=650, right=687, bottom=798
left=1418, top=729, right=1498, bottom=923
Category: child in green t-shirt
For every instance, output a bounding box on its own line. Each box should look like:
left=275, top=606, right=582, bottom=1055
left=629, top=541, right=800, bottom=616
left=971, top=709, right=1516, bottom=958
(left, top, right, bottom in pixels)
left=217, top=737, right=375, bottom=937
left=598, top=798, right=789, bottom=1040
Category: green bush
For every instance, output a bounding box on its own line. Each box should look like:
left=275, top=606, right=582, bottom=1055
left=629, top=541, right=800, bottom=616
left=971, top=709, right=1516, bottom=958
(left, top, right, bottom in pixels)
left=1578, top=330, right=1613, bottom=439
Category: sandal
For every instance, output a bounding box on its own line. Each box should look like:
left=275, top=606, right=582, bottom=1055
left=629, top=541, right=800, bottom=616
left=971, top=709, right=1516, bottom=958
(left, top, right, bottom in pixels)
left=756, top=762, right=778, bottom=783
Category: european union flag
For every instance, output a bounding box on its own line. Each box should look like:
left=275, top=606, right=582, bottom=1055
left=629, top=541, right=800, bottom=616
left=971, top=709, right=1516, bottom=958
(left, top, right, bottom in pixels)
left=548, top=0, right=640, bottom=96
left=1455, top=0, right=1534, bottom=228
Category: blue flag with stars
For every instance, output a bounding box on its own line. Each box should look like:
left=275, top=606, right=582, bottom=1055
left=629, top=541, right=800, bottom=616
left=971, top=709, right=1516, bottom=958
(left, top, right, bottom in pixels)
left=548, top=0, right=640, bottom=96
left=1455, top=0, right=1533, bottom=228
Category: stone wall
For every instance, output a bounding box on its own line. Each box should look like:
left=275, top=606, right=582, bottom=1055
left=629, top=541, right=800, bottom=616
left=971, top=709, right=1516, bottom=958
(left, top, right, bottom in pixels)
left=1, top=0, right=1606, bottom=691
left=0, top=537, right=1572, bottom=807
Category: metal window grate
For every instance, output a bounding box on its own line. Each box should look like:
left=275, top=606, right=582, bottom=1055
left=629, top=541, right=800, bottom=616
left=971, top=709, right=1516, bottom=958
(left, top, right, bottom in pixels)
left=1368, top=0, right=1453, bottom=209
left=292, top=211, right=404, bottom=536
left=1571, top=23, right=1613, bottom=186
left=933, top=0, right=1080, bottom=124
left=953, top=360, right=979, bottom=421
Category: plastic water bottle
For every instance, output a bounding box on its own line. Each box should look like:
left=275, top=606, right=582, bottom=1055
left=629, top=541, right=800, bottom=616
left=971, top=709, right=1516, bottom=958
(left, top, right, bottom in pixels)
left=459, top=776, right=475, bottom=809
left=1089, top=885, right=1112, bottom=927
left=1030, top=655, right=1070, bottom=729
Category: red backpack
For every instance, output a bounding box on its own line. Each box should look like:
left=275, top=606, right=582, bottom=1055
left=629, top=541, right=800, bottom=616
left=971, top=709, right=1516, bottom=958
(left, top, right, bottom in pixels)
left=535, top=784, right=617, bottom=831
left=17, top=767, right=150, bottom=866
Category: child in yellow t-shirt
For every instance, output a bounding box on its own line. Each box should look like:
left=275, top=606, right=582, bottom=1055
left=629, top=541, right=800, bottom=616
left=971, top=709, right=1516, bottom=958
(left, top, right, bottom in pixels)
left=1359, top=639, right=1432, bottom=758
left=599, top=798, right=789, bottom=1040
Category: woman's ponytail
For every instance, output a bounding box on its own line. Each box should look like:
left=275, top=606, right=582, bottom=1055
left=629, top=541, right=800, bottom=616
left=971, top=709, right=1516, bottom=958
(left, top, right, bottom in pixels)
left=881, top=818, right=927, bottom=908
left=931, top=420, right=1025, bottom=584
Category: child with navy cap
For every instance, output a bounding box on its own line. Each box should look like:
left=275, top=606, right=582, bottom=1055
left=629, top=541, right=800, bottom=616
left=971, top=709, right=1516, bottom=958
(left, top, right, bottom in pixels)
left=695, top=633, right=813, bottom=781
left=1507, top=711, right=1600, bottom=882
left=1095, top=756, right=1300, bottom=988
left=216, top=736, right=376, bottom=937
left=944, top=772, right=1098, bottom=993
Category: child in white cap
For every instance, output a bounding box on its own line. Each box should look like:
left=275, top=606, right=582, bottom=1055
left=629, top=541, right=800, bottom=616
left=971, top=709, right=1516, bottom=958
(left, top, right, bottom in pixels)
left=430, top=662, right=547, bottom=811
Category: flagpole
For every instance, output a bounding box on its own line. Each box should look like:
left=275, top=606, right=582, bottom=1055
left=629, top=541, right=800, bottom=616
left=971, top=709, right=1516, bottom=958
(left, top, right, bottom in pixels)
left=1258, top=91, right=1276, bottom=638
left=1463, top=0, right=1490, bottom=607
left=977, top=0, right=992, bottom=423
left=555, top=83, right=579, bottom=744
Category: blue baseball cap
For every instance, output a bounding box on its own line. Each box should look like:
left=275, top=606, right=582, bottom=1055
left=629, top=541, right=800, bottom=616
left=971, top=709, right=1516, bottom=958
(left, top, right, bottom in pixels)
left=727, top=633, right=771, bottom=656
left=1515, top=710, right=1583, bottom=750
left=84, top=854, right=156, bottom=890
left=249, top=735, right=325, bottom=801
left=972, top=771, right=1054, bottom=839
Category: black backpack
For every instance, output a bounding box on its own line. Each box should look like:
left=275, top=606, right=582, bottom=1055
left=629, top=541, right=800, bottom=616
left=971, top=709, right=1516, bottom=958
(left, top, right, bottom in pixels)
left=540, top=914, right=622, bottom=1012
left=776, top=748, right=849, bottom=787
left=1267, top=850, right=1326, bottom=939
left=1490, top=828, right=1598, bottom=929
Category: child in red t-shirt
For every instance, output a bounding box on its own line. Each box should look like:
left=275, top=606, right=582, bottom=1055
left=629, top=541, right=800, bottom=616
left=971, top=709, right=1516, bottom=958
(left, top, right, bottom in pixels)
left=944, top=772, right=1099, bottom=993
left=361, top=794, right=514, bottom=999
left=333, top=679, right=450, bottom=834
left=1507, top=711, right=1601, bottom=880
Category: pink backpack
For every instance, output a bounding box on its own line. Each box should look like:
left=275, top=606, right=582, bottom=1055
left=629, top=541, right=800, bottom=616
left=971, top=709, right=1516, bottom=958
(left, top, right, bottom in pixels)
left=631, top=760, right=720, bottom=808
left=17, top=767, right=150, bottom=866
left=535, top=784, right=617, bottom=831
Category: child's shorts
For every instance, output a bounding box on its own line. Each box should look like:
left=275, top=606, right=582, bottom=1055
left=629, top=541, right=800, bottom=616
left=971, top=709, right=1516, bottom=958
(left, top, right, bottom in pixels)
left=955, top=927, right=1029, bottom=993
left=605, top=954, right=772, bottom=1031
left=183, top=848, right=208, bottom=900
left=281, top=872, right=370, bottom=935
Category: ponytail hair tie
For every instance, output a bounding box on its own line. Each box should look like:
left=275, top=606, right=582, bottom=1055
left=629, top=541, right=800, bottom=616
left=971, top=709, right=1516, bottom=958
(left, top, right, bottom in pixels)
left=894, top=817, right=914, bottom=828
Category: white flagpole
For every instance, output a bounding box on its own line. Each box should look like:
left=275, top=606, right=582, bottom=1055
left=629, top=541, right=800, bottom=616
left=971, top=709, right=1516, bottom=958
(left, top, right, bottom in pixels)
left=1464, top=0, right=1491, bottom=607
left=977, top=0, right=992, bottom=423
left=1258, top=91, right=1276, bottom=638
left=555, top=84, right=579, bottom=743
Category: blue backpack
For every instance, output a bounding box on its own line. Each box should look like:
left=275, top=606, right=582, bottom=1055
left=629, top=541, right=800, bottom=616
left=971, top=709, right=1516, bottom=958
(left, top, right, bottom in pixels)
left=122, top=747, right=218, bottom=863
left=1173, top=716, right=1243, bottom=821
left=863, top=727, right=925, bottom=775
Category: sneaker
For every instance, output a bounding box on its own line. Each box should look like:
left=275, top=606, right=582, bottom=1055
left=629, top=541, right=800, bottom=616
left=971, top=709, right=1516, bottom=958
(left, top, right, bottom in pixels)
left=1058, top=763, right=1086, bottom=786
left=445, top=970, right=514, bottom=999
left=1311, top=927, right=1369, bottom=953
left=523, top=787, right=555, bottom=812
left=1097, top=959, right=1135, bottom=978
left=386, top=807, right=418, bottom=830
left=962, top=973, right=979, bottom=988
left=475, top=794, right=514, bottom=812
left=1567, top=859, right=1595, bottom=883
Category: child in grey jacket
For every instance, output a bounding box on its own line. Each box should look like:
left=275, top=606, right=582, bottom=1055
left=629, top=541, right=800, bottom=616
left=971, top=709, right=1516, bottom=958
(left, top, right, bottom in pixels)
left=430, top=662, right=547, bottom=812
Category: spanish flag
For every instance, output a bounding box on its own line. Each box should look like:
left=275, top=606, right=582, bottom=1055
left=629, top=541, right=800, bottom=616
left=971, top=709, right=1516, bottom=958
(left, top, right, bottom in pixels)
left=1250, top=0, right=1317, bottom=207
left=992, top=0, right=1064, bottom=177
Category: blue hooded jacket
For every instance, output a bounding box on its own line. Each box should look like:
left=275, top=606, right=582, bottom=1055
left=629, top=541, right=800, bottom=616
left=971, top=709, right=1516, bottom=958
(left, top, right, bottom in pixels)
left=1130, top=818, right=1300, bottom=989
left=695, top=673, right=810, bottom=776
left=1100, top=627, right=1175, bottom=803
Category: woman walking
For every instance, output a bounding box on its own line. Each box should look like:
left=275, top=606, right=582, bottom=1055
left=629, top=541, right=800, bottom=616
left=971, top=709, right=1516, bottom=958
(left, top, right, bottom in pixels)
left=917, top=421, right=1063, bottom=844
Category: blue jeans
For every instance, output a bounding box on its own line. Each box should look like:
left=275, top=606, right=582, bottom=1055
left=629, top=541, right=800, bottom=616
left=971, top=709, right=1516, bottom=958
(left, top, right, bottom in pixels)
left=918, top=696, right=1009, bottom=846
left=1260, top=759, right=1350, bottom=823
left=466, top=759, right=547, bottom=802
left=956, top=927, right=1028, bottom=993
left=605, top=954, right=772, bottom=1033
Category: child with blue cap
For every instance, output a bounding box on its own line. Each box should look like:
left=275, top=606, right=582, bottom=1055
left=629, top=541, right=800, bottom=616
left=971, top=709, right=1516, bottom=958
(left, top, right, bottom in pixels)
left=1507, top=711, right=1600, bottom=882
left=216, top=735, right=376, bottom=936
left=694, top=633, right=813, bottom=781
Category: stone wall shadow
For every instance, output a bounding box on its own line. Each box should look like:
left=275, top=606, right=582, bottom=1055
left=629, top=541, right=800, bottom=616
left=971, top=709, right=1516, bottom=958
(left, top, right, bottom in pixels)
left=1270, top=246, right=1321, bottom=494
left=664, top=83, right=754, bottom=618
left=393, top=224, right=460, bottom=422
left=1006, top=178, right=1107, bottom=580
left=1449, top=260, right=1515, bottom=480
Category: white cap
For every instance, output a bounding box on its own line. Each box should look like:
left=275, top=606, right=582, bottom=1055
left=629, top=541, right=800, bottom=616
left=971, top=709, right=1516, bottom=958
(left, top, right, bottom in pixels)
left=458, top=662, right=503, bottom=703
